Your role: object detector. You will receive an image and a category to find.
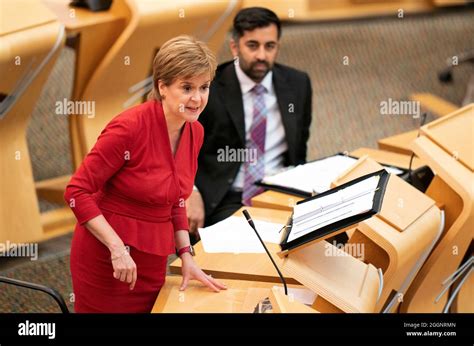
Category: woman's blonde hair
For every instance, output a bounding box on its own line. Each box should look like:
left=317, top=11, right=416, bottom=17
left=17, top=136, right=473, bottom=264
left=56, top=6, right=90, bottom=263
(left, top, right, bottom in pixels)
left=148, top=35, right=217, bottom=101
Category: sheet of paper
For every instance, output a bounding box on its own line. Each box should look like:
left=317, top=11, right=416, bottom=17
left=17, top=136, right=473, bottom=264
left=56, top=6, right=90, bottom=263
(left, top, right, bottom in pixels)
left=287, top=175, right=380, bottom=243
left=384, top=166, right=404, bottom=175
left=198, top=216, right=284, bottom=253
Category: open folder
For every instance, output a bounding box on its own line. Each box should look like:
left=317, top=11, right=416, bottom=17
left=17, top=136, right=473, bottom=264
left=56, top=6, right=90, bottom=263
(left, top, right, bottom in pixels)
left=279, top=169, right=389, bottom=253
left=258, top=153, right=403, bottom=197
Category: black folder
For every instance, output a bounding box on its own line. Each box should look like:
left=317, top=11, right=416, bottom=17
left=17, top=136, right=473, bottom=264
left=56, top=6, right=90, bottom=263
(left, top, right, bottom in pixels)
left=279, top=169, right=390, bottom=252
left=257, top=153, right=404, bottom=198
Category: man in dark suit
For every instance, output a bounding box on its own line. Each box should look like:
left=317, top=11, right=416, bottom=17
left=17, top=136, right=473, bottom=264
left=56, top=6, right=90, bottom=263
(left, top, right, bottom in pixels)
left=186, top=7, right=312, bottom=237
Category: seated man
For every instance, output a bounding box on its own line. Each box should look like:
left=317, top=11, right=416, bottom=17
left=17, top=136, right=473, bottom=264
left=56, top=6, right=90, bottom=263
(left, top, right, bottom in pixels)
left=186, top=7, right=313, bottom=238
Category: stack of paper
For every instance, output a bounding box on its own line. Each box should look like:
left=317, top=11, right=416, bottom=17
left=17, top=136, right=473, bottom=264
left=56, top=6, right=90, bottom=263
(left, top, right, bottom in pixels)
left=198, top=216, right=284, bottom=254
left=261, top=154, right=402, bottom=195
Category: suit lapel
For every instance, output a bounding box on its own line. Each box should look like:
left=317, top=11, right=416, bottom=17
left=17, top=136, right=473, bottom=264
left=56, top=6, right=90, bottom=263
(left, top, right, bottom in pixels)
left=219, top=64, right=246, bottom=145
left=273, top=65, right=297, bottom=164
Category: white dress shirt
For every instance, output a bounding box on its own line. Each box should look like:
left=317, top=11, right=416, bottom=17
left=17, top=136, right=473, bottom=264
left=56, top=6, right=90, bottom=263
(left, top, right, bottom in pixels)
left=232, top=59, right=288, bottom=191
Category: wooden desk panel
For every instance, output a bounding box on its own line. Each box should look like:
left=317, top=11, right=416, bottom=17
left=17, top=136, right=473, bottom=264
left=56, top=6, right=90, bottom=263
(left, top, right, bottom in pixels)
left=377, top=130, right=418, bottom=155
left=251, top=191, right=302, bottom=212
left=1, top=0, right=57, bottom=35
left=420, top=104, right=474, bottom=171
left=0, top=6, right=65, bottom=245
left=350, top=147, right=424, bottom=170
left=409, top=93, right=458, bottom=118
left=43, top=0, right=129, bottom=33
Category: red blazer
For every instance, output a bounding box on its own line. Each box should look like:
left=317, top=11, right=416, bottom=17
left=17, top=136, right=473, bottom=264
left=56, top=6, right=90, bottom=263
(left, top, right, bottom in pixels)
left=64, top=100, right=203, bottom=255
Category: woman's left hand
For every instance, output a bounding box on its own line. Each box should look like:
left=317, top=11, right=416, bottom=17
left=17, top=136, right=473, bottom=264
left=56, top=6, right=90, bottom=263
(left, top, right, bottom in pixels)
left=179, top=253, right=227, bottom=292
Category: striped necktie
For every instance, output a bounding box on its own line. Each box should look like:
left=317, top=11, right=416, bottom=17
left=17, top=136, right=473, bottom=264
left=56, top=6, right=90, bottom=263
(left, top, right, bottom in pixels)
left=242, top=84, right=267, bottom=206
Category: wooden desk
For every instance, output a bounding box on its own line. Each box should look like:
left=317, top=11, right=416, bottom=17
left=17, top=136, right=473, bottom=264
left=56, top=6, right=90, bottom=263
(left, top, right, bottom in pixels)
left=350, top=147, right=424, bottom=170
left=152, top=276, right=307, bottom=313
left=169, top=207, right=298, bottom=284
left=251, top=191, right=303, bottom=211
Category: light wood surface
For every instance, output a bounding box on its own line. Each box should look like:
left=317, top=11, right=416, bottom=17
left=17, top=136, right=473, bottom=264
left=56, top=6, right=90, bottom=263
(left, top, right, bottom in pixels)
left=35, top=174, right=72, bottom=204
left=410, top=93, right=459, bottom=117
left=401, top=104, right=474, bottom=312
left=279, top=240, right=381, bottom=313
left=169, top=207, right=299, bottom=284
left=377, top=174, right=434, bottom=231
left=0, top=1, right=65, bottom=245
left=43, top=0, right=130, bottom=33
left=0, top=0, right=57, bottom=35
left=433, top=0, right=470, bottom=6
left=152, top=276, right=306, bottom=313
left=251, top=190, right=303, bottom=211
left=40, top=207, right=76, bottom=240
left=420, top=104, right=474, bottom=171
left=375, top=100, right=469, bottom=158
left=331, top=157, right=441, bottom=312
left=350, top=147, right=424, bottom=170
left=377, top=129, right=419, bottom=155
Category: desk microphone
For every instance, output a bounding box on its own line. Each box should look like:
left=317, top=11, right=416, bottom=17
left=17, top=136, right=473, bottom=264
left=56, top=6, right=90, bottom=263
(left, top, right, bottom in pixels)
left=242, top=209, right=288, bottom=295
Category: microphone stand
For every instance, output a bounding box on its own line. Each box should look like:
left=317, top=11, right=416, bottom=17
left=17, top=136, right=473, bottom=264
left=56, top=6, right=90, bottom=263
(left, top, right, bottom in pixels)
left=242, top=209, right=288, bottom=295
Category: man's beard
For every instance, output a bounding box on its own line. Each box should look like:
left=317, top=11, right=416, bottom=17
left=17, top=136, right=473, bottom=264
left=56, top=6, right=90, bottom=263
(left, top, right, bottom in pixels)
left=242, top=60, right=271, bottom=82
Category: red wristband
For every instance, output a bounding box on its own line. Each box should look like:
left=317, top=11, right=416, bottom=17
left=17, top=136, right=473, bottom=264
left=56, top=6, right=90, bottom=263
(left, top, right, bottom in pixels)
left=177, top=245, right=195, bottom=257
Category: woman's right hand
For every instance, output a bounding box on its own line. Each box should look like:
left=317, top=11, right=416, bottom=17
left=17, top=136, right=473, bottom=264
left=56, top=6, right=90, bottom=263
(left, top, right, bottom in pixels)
left=111, top=246, right=137, bottom=290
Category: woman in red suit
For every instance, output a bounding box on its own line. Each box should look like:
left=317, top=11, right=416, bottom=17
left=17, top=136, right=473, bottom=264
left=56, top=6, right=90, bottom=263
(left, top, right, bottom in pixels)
left=65, top=36, right=226, bottom=313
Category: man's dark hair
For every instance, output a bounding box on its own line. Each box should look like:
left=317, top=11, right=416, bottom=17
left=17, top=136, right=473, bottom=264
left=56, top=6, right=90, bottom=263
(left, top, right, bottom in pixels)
left=232, top=7, right=281, bottom=40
